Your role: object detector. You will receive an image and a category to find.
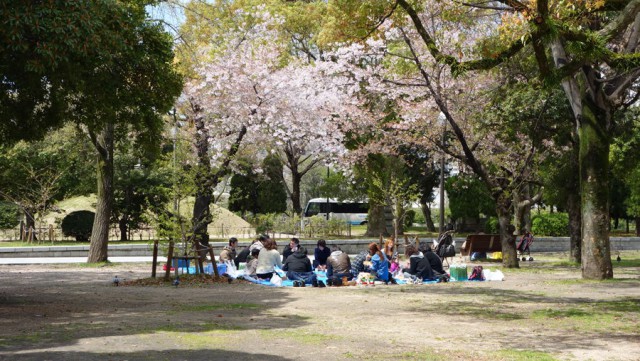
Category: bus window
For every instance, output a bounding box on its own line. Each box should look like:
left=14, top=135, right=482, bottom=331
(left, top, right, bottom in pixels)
left=304, top=201, right=331, bottom=217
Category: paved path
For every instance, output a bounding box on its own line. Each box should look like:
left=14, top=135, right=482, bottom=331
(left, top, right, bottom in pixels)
left=0, top=256, right=167, bottom=265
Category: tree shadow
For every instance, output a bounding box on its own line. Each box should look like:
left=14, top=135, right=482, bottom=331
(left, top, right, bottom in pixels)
left=0, top=270, right=307, bottom=355
left=0, top=349, right=293, bottom=361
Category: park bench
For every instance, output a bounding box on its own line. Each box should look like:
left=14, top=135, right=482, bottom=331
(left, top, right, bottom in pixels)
left=460, top=234, right=501, bottom=258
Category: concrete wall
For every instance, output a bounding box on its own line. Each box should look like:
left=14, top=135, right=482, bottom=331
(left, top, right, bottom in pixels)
left=1, top=237, right=639, bottom=258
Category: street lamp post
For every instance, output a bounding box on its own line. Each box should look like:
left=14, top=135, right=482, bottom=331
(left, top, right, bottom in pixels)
left=326, top=166, right=330, bottom=220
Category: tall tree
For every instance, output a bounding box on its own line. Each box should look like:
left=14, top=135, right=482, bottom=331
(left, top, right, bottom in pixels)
left=72, top=2, right=182, bottom=262
left=0, top=1, right=119, bottom=143
left=324, top=0, right=640, bottom=278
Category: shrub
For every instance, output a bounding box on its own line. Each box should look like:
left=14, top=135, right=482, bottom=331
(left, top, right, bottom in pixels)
left=485, top=217, right=499, bottom=234
left=246, top=213, right=276, bottom=235
left=404, top=209, right=416, bottom=227
left=412, top=209, right=426, bottom=225
left=0, top=202, right=20, bottom=229
left=61, top=211, right=95, bottom=242
left=531, top=213, right=569, bottom=236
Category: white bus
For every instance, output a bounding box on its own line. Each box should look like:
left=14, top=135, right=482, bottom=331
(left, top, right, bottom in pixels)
left=303, top=198, right=369, bottom=225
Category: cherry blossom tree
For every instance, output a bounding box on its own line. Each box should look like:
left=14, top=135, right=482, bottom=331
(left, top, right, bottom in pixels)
left=180, top=9, right=347, bottom=240
left=324, top=0, right=640, bottom=278
left=315, top=16, right=544, bottom=267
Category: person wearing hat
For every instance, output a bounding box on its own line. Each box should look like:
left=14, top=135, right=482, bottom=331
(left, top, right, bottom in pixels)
left=219, top=237, right=238, bottom=264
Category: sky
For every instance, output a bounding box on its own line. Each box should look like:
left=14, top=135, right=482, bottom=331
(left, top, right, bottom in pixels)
left=147, top=2, right=186, bottom=40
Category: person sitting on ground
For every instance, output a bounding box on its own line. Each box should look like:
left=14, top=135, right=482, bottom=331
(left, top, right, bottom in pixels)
left=243, top=248, right=261, bottom=277
left=235, top=239, right=257, bottom=268
left=250, top=235, right=268, bottom=253
left=255, top=238, right=282, bottom=280
left=350, top=250, right=369, bottom=279
left=326, top=246, right=352, bottom=284
left=282, top=246, right=317, bottom=286
left=313, top=239, right=331, bottom=270
left=219, top=237, right=238, bottom=264
left=367, top=242, right=391, bottom=283
left=384, top=236, right=395, bottom=265
left=282, top=237, right=300, bottom=263
left=402, top=244, right=435, bottom=281
left=421, top=243, right=446, bottom=276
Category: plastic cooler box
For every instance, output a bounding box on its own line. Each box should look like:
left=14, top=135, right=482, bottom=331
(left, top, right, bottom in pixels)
left=204, top=263, right=227, bottom=275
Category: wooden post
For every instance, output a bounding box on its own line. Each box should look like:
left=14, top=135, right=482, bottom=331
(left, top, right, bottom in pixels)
left=28, top=227, right=34, bottom=244
left=151, top=239, right=159, bottom=278
left=208, top=246, right=220, bottom=277
left=196, top=244, right=204, bottom=274
left=164, top=241, right=174, bottom=281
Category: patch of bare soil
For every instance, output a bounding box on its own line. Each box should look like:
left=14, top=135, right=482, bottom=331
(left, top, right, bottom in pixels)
left=0, top=256, right=638, bottom=361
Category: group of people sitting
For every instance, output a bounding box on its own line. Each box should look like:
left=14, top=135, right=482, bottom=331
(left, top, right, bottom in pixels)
left=214, top=235, right=449, bottom=286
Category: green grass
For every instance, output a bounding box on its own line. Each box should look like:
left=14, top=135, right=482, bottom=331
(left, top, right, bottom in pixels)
left=155, top=324, right=245, bottom=349
left=172, top=303, right=260, bottom=313
left=531, top=298, right=640, bottom=333
left=493, top=349, right=559, bottom=361
left=154, top=322, right=244, bottom=333
left=259, top=329, right=336, bottom=344
left=544, top=278, right=640, bottom=286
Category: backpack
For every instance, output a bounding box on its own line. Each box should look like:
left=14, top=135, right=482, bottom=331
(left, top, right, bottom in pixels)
left=468, top=266, right=484, bottom=281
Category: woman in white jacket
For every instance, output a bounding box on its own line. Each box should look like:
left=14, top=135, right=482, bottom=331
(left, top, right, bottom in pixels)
left=255, top=238, right=282, bottom=280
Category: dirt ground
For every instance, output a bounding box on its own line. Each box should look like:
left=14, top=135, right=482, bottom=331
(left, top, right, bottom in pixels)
left=0, top=253, right=638, bottom=361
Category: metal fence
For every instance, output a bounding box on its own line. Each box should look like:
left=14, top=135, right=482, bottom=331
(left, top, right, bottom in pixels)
left=0, top=221, right=356, bottom=243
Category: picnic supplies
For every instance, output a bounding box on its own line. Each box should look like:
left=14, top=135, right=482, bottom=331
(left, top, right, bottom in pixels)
left=270, top=274, right=283, bottom=287
left=449, top=263, right=468, bottom=281
left=357, top=272, right=375, bottom=285
left=468, top=266, right=485, bottom=281
left=481, top=269, right=505, bottom=281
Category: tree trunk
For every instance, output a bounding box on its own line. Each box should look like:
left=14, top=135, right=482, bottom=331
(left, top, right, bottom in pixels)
left=119, top=216, right=128, bottom=242
left=192, top=112, right=212, bottom=246
left=636, top=217, right=640, bottom=236
left=565, top=141, right=582, bottom=263
left=420, top=201, right=436, bottom=232
left=365, top=204, right=389, bottom=237
left=394, top=200, right=404, bottom=236
left=519, top=184, right=532, bottom=232
left=567, top=191, right=581, bottom=263
left=88, top=123, right=114, bottom=263
left=579, top=101, right=613, bottom=279
left=23, top=207, right=37, bottom=241
left=497, top=199, right=518, bottom=268
left=291, top=168, right=302, bottom=215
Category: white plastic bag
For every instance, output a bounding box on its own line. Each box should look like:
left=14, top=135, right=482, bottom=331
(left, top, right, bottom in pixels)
left=491, top=270, right=505, bottom=281
left=270, top=274, right=283, bottom=286
left=225, top=261, right=238, bottom=278
left=274, top=266, right=286, bottom=278
left=482, top=269, right=505, bottom=281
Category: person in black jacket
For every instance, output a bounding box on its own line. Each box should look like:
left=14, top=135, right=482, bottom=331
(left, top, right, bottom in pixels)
left=402, top=244, right=435, bottom=281
left=282, top=247, right=317, bottom=285
left=282, top=238, right=300, bottom=264
left=419, top=241, right=446, bottom=276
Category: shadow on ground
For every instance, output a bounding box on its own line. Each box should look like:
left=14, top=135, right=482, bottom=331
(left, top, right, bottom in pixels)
left=0, top=349, right=292, bottom=361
